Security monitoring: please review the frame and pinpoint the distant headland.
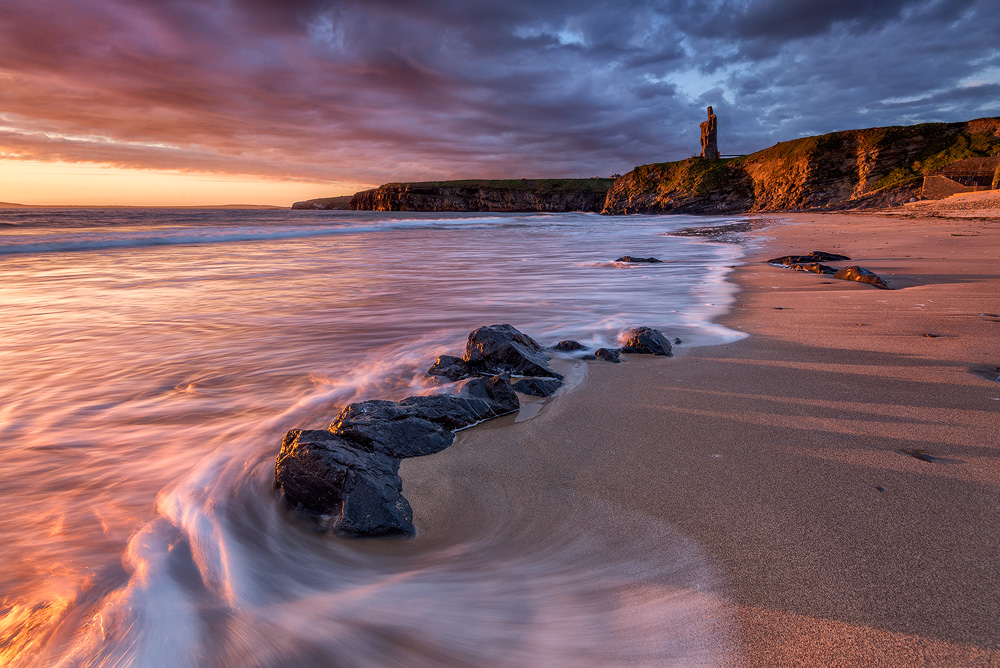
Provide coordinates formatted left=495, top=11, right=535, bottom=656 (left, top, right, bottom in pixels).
left=293, top=179, right=614, bottom=213
left=295, top=115, right=1000, bottom=214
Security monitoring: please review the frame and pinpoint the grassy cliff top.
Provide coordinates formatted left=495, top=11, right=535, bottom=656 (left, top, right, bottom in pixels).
left=603, top=117, right=1000, bottom=214
left=636, top=117, right=1000, bottom=195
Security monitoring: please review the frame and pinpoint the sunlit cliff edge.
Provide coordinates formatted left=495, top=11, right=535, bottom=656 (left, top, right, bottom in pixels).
left=602, top=117, right=1000, bottom=214
left=291, top=195, right=354, bottom=210
left=294, top=117, right=1000, bottom=214
left=292, top=180, right=612, bottom=212
left=349, top=179, right=613, bottom=212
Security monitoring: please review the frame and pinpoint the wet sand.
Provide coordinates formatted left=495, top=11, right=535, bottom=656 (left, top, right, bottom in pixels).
left=406, top=208, right=1000, bottom=666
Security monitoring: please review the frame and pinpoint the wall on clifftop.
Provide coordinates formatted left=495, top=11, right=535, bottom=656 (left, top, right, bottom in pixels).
left=350, top=179, right=613, bottom=212
left=602, top=117, right=1000, bottom=214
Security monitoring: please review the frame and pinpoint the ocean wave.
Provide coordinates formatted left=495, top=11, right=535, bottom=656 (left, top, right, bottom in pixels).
left=0, top=209, right=752, bottom=667
left=0, top=213, right=587, bottom=256
left=49, top=445, right=735, bottom=668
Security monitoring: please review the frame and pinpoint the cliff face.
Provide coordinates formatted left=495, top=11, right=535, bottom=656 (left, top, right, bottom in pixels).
left=602, top=117, right=1000, bottom=214
left=291, top=195, right=353, bottom=210
left=350, top=179, right=613, bottom=212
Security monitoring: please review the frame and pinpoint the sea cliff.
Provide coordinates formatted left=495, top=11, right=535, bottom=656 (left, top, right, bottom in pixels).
left=602, top=117, right=1000, bottom=214
left=349, top=179, right=613, bottom=212
left=291, top=195, right=353, bottom=210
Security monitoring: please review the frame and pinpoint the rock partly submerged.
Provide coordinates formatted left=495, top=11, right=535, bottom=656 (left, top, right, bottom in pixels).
left=427, top=323, right=564, bottom=381
left=465, top=324, right=564, bottom=379
left=620, top=326, right=673, bottom=356
left=274, top=374, right=518, bottom=537
left=584, top=326, right=673, bottom=362
left=593, top=347, right=622, bottom=363
left=274, top=428, right=412, bottom=536
left=615, top=255, right=663, bottom=263
left=426, top=354, right=474, bottom=382
left=512, top=377, right=563, bottom=397
left=275, top=323, right=675, bottom=537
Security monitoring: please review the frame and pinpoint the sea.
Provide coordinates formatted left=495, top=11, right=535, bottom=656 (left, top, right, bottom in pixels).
left=0, top=208, right=754, bottom=667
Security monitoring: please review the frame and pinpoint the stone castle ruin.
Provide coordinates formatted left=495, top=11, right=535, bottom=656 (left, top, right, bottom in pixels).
left=699, top=106, right=719, bottom=159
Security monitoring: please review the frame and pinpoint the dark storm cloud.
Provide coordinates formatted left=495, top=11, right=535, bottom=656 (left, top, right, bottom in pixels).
left=0, top=0, right=996, bottom=187
left=682, top=0, right=919, bottom=39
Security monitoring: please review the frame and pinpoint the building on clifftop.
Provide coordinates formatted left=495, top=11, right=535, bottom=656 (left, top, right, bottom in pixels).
left=699, top=106, right=720, bottom=159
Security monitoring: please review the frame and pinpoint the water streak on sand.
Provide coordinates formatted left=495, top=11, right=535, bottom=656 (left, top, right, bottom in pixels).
left=1, top=209, right=745, bottom=667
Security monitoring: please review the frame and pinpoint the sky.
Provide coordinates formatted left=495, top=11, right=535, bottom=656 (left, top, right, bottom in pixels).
left=0, top=0, right=998, bottom=205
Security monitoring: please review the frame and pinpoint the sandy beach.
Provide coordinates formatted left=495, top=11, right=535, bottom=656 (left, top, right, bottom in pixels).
left=404, top=205, right=1000, bottom=666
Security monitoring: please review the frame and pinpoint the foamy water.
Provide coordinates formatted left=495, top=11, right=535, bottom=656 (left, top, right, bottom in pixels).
left=0, top=208, right=748, bottom=667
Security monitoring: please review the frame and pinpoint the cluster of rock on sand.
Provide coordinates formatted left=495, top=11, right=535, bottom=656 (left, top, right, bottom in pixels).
left=273, top=323, right=673, bottom=537
left=766, top=251, right=891, bottom=290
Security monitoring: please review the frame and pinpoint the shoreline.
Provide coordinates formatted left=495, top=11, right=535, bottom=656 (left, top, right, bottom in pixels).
left=403, top=209, right=1000, bottom=666
left=702, top=211, right=1000, bottom=665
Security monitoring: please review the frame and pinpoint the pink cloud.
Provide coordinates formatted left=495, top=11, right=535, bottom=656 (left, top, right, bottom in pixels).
left=0, top=0, right=995, bottom=190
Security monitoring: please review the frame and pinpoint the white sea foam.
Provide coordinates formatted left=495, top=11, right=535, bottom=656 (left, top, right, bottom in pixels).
left=0, top=209, right=751, bottom=667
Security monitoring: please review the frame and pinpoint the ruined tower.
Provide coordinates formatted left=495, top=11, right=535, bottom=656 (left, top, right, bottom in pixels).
left=699, top=106, right=719, bottom=159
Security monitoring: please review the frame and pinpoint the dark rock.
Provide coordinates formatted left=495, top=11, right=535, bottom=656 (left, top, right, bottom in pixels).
left=331, top=399, right=456, bottom=459
left=427, top=354, right=475, bottom=381
left=901, top=448, right=937, bottom=463
left=512, top=377, right=563, bottom=397
left=789, top=262, right=837, bottom=275
left=275, top=369, right=524, bottom=538
left=454, top=373, right=521, bottom=416
left=398, top=392, right=512, bottom=430
left=463, top=324, right=563, bottom=379
left=673, top=338, right=683, bottom=344
left=620, top=326, right=673, bottom=356
left=768, top=251, right=851, bottom=266
left=768, top=255, right=806, bottom=265
left=329, top=374, right=519, bottom=459
left=337, top=468, right=415, bottom=537
left=553, top=339, right=585, bottom=351
left=806, top=251, right=851, bottom=261
left=615, top=256, right=663, bottom=263
left=274, top=429, right=414, bottom=536
left=833, top=266, right=891, bottom=289
left=595, top=348, right=621, bottom=363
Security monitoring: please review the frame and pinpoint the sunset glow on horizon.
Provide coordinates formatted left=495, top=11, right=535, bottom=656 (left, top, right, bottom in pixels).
left=1, top=0, right=997, bottom=206
left=2, top=3, right=1000, bottom=667
left=0, top=159, right=359, bottom=207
